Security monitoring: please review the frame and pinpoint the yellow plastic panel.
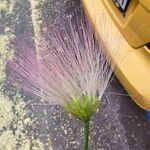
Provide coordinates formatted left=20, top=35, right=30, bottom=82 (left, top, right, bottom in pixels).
left=103, top=0, right=150, bottom=48
left=82, top=0, right=150, bottom=110
left=140, top=0, right=150, bottom=11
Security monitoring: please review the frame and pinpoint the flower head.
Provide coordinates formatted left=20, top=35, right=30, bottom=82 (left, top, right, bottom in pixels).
left=8, top=12, right=114, bottom=109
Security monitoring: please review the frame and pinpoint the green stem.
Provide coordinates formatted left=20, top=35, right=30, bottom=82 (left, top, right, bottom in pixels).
left=84, top=120, right=90, bottom=150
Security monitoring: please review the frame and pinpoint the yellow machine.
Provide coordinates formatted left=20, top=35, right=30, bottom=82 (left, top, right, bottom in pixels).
left=82, top=0, right=150, bottom=111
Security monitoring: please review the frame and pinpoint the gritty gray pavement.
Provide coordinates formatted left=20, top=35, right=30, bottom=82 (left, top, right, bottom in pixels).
left=1, top=0, right=150, bottom=150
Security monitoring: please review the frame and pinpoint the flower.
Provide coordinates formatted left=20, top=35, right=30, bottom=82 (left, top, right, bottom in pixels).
left=8, top=10, right=115, bottom=150
left=9, top=12, right=113, bottom=108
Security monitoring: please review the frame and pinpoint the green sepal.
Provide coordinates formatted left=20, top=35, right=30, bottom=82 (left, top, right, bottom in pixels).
left=64, top=94, right=100, bottom=122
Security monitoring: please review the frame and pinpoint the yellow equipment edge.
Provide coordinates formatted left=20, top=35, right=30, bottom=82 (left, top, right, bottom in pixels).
left=81, top=0, right=150, bottom=110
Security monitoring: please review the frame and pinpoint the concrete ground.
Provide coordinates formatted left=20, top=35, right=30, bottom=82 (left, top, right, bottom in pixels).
left=1, top=0, right=150, bottom=149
